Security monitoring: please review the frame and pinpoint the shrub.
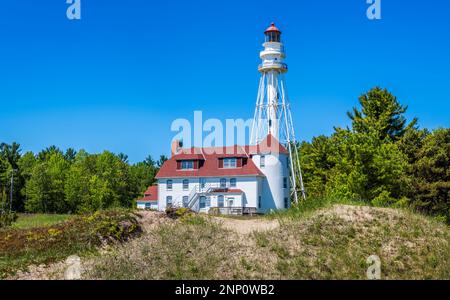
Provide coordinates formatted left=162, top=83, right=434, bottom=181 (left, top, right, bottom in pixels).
left=208, top=208, right=221, bottom=216
left=165, top=207, right=194, bottom=219
left=0, top=211, right=18, bottom=228
left=0, top=209, right=141, bottom=278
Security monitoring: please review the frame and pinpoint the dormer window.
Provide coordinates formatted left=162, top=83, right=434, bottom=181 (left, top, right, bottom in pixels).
left=180, top=160, right=194, bottom=170
left=223, top=158, right=237, bottom=169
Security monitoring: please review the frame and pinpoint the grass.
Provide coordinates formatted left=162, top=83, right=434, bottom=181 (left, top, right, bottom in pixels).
left=254, top=206, right=449, bottom=279
left=0, top=209, right=141, bottom=279
left=3, top=201, right=449, bottom=280
left=87, top=204, right=449, bottom=280
left=215, top=214, right=265, bottom=221
left=265, top=197, right=364, bottom=220
left=12, top=214, right=74, bottom=229
left=87, top=214, right=231, bottom=279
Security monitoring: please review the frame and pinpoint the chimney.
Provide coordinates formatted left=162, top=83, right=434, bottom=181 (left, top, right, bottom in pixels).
left=171, top=139, right=182, bottom=157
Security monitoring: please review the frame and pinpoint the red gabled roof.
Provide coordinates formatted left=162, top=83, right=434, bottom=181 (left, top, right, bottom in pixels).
left=174, top=153, right=205, bottom=161
left=156, top=135, right=288, bottom=179
left=156, top=152, right=264, bottom=179
left=246, top=134, right=289, bottom=155
left=138, top=185, right=158, bottom=202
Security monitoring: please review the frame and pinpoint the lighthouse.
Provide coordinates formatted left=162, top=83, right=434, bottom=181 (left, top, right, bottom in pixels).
left=153, top=23, right=304, bottom=214
left=251, top=23, right=306, bottom=203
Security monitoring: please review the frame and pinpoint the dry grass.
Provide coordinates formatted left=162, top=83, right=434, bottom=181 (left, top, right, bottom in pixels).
left=84, top=205, right=449, bottom=280
left=1, top=209, right=141, bottom=279
left=250, top=205, right=449, bottom=279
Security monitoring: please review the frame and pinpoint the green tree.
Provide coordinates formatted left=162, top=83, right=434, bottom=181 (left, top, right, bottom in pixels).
left=17, top=152, right=37, bottom=210
left=347, top=87, right=417, bottom=141
left=64, top=148, right=77, bottom=163
left=325, top=129, right=408, bottom=205
left=0, top=157, right=11, bottom=211
left=0, top=142, right=21, bottom=169
left=157, top=155, right=168, bottom=168
left=130, top=161, right=158, bottom=196
left=299, top=87, right=415, bottom=205
left=26, top=152, right=70, bottom=213
left=406, top=128, right=450, bottom=222
left=299, top=136, right=335, bottom=198
left=144, top=155, right=156, bottom=167
left=118, top=153, right=129, bottom=164
left=0, top=142, right=24, bottom=211
left=64, top=150, right=93, bottom=213
left=25, top=163, right=51, bottom=213
left=65, top=150, right=138, bottom=213
left=37, top=145, right=63, bottom=161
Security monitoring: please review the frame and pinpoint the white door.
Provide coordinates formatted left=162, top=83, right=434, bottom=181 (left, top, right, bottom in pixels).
left=227, top=197, right=235, bottom=208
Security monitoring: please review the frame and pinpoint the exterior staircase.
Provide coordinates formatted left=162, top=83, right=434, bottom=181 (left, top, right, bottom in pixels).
left=187, top=183, right=217, bottom=212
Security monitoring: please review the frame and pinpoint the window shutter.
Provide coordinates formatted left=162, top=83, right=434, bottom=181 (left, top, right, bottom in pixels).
left=177, top=161, right=181, bottom=170
left=237, top=158, right=243, bottom=168
left=218, top=159, right=224, bottom=168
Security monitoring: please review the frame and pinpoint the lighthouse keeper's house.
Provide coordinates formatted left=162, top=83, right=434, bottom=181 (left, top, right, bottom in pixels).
left=153, top=134, right=291, bottom=215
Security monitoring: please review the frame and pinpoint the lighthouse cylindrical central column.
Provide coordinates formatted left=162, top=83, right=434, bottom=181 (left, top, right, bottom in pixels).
left=266, top=71, right=279, bottom=138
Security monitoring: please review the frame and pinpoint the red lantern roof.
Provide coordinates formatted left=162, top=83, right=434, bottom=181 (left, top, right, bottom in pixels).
left=265, top=22, right=281, bottom=34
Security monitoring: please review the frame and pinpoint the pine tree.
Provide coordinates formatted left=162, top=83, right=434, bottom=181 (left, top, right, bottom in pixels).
left=347, top=87, right=417, bottom=141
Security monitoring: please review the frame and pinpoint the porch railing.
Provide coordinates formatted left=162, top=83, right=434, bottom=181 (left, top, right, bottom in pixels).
left=210, top=207, right=258, bottom=216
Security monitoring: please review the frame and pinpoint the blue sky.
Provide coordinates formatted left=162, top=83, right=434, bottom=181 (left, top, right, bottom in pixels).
left=1, top=0, right=449, bottom=163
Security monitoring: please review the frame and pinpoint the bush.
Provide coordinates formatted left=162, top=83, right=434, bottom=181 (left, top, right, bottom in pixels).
left=0, top=211, right=18, bottom=228
left=208, top=208, right=221, bottom=216
left=165, top=207, right=194, bottom=219
left=0, top=209, right=142, bottom=278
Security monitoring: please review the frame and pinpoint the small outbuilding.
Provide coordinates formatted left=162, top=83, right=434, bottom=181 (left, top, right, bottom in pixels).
left=136, top=185, right=158, bottom=210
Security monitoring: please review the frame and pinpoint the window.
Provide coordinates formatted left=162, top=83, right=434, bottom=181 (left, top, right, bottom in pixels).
left=200, top=178, right=206, bottom=189
left=220, top=178, right=227, bottom=188
left=218, top=195, right=224, bottom=208
left=223, top=158, right=237, bottom=169
left=181, top=160, right=194, bottom=170
left=167, top=180, right=173, bottom=191
left=283, top=177, right=288, bottom=189
left=228, top=197, right=235, bottom=207
left=145, top=203, right=151, bottom=209
left=258, top=196, right=262, bottom=209
left=284, top=197, right=289, bottom=209
left=199, top=196, right=207, bottom=209
left=183, top=196, right=189, bottom=208
left=260, top=156, right=266, bottom=168
left=183, top=179, right=189, bottom=191
left=206, top=197, right=211, bottom=207
left=166, top=196, right=173, bottom=207
left=230, top=178, right=237, bottom=188
left=266, top=32, right=280, bottom=43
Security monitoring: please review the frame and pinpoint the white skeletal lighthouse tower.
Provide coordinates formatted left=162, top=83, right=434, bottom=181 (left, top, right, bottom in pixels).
left=251, top=23, right=306, bottom=203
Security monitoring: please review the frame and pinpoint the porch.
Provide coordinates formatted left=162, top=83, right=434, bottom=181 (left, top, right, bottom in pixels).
left=209, top=207, right=258, bottom=216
